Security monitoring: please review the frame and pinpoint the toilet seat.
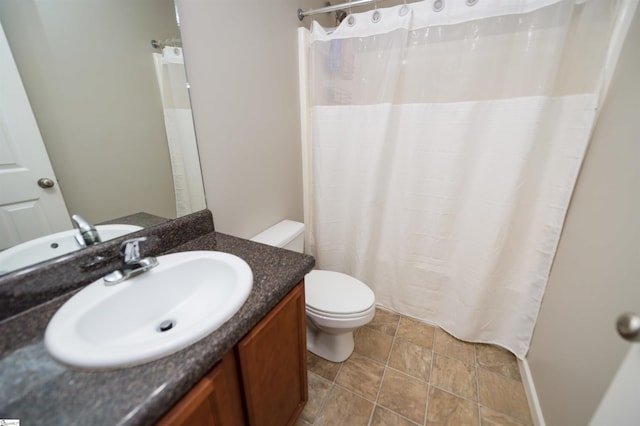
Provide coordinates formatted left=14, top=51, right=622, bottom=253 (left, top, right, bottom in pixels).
left=305, top=270, right=375, bottom=317
left=306, top=304, right=374, bottom=319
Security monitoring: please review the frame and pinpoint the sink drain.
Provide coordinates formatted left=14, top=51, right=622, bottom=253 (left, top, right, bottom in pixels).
left=158, top=319, right=176, bottom=332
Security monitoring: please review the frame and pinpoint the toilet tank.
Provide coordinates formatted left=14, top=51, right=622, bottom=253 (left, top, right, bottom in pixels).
left=250, top=220, right=305, bottom=253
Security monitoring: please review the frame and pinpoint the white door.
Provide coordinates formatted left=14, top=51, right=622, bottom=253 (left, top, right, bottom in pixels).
left=590, top=322, right=640, bottom=425
left=0, top=20, right=71, bottom=251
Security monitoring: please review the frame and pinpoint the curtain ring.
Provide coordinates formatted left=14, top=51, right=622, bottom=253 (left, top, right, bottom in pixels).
left=433, top=0, right=445, bottom=12
left=466, top=0, right=479, bottom=5
left=399, top=0, right=409, bottom=16
left=336, top=9, right=348, bottom=23
left=372, top=10, right=381, bottom=23
left=342, top=0, right=354, bottom=26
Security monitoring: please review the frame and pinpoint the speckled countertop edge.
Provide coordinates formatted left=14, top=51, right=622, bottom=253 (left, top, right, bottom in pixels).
left=0, top=217, right=314, bottom=425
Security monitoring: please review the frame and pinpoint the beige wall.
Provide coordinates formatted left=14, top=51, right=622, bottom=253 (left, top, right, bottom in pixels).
left=176, top=0, right=326, bottom=238
left=0, top=0, right=178, bottom=224
left=526, top=6, right=640, bottom=425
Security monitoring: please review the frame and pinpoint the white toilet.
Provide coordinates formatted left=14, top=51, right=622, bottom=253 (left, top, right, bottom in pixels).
left=251, top=220, right=375, bottom=363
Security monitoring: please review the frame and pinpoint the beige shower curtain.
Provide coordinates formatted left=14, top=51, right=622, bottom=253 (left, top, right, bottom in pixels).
left=299, top=0, right=637, bottom=358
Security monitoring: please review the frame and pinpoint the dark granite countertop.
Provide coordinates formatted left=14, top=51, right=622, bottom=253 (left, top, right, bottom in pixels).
left=0, top=213, right=314, bottom=425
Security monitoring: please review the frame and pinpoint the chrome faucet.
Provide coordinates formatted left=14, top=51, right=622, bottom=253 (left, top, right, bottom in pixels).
left=71, top=214, right=101, bottom=247
left=103, top=237, right=158, bottom=285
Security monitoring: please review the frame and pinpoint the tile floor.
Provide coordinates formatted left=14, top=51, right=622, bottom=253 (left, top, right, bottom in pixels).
left=297, top=308, right=533, bottom=426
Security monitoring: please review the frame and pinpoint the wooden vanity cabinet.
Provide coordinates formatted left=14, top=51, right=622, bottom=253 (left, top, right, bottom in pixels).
left=158, top=281, right=307, bottom=426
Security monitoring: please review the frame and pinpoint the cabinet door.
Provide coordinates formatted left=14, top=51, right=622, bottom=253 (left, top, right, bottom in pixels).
left=237, top=282, right=308, bottom=426
left=157, top=351, right=245, bottom=426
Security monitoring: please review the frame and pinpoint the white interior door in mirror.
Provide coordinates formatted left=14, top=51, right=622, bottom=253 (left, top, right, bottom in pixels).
left=0, top=21, right=71, bottom=250
left=590, top=344, right=640, bottom=425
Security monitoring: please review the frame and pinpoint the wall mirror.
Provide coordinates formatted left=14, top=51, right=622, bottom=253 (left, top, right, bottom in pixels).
left=0, top=0, right=205, bottom=275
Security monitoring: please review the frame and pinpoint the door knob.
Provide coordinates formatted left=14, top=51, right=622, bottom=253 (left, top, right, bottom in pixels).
left=616, top=312, right=640, bottom=342
left=37, top=177, right=55, bottom=188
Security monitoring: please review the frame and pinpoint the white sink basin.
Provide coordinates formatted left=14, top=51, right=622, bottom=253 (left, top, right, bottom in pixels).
left=0, top=224, right=142, bottom=274
left=44, top=251, right=253, bottom=369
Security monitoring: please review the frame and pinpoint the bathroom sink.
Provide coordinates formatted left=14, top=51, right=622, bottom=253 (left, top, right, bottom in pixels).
left=44, top=251, right=253, bottom=369
left=0, top=224, right=142, bottom=274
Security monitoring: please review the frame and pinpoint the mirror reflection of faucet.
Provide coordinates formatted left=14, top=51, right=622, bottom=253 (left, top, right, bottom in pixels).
left=71, top=214, right=102, bottom=247
left=103, top=237, right=158, bottom=285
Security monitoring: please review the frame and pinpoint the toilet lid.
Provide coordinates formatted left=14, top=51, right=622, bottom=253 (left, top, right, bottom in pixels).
left=305, top=270, right=375, bottom=315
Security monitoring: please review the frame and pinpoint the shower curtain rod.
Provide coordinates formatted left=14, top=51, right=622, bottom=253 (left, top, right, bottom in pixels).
left=298, top=0, right=392, bottom=20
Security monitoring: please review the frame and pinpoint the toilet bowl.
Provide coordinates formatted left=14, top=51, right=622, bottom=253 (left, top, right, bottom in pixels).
left=305, top=269, right=375, bottom=362
left=251, top=220, right=375, bottom=363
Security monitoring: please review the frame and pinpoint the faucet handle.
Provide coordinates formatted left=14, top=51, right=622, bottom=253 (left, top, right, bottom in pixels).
left=121, top=237, right=147, bottom=263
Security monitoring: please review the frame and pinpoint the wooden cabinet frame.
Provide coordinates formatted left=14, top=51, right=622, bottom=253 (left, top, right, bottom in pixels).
left=237, top=283, right=308, bottom=426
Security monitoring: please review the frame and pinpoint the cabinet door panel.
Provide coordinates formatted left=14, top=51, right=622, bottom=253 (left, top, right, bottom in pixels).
left=158, top=351, right=245, bottom=426
left=237, top=282, right=308, bottom=426
left=157, top=375, right=216, bottom=426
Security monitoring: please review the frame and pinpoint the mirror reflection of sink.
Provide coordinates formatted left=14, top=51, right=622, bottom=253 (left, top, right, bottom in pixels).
left=44, top=251, right=253, bottom=369
left=0, top=224, right=142, bottom=274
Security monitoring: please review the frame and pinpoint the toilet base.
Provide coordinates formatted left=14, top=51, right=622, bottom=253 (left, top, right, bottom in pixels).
left=306, top=322, right=355, bottom=363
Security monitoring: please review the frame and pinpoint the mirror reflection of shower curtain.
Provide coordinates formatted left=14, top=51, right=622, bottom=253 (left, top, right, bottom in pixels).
left=152, top=47, right=206, bottom=217
left=299, top=0, right=638, bottom=359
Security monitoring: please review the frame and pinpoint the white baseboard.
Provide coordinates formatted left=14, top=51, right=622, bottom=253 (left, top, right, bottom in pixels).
left=518, top=358, right=546, bottom=426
